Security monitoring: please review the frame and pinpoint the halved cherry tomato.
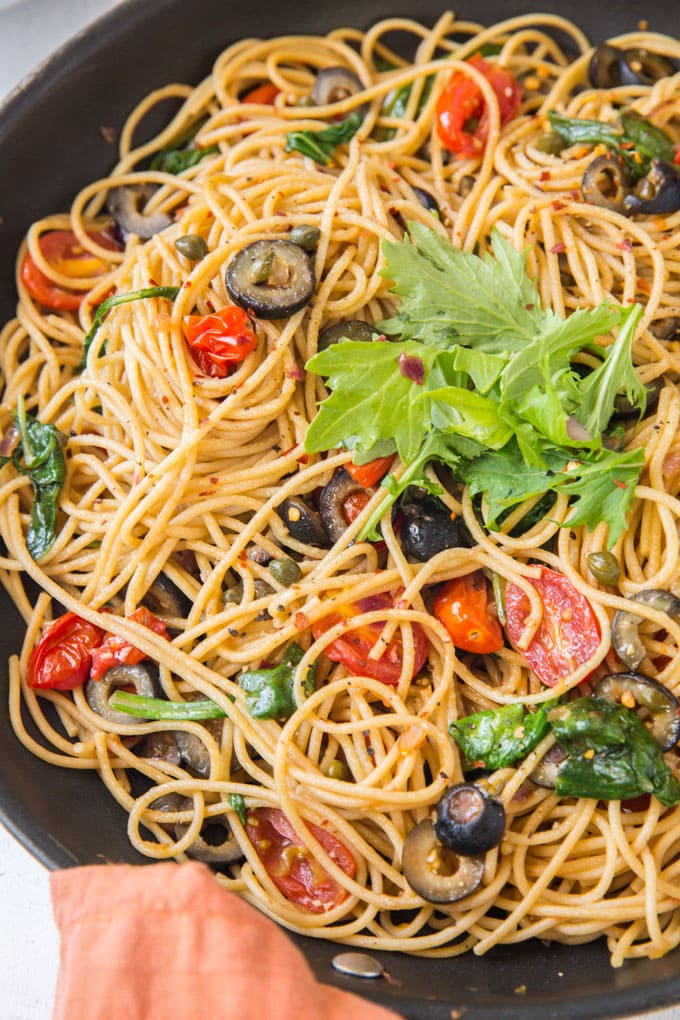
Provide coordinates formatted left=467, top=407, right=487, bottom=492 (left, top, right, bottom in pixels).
left=90, top=606, right=169, bottom=681
left=504, top=567, right=601, bottom=688
left=436, top=55, right=522, bottom=157
left=242, top=82, right=280, bottom=105
left=26, top=611, right=104, bottom=691
left=433, top=571, right=504, bottom=654
left=245, top=807, right=355, bottom=913
left=20, top=229, right=118, bottom=311
left=342, top=488, right=371, bottom=525
left=312, top=591, right=427, bottom=685
left=345, top=455, right=394, bottom=488
left=182, top=306, right=258, bottom=378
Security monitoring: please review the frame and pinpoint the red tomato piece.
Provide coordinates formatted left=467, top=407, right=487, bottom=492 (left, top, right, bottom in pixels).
left=182, top=306, right=257, bottom=378
left=245, top=807, right=355, bottom=913
left=436, top=55, right=522, bottom=156
left=433, top=571, right=504, bottom=654
left=26, top=612, right=104, bottom=691
left=345, top=455, right=394, bottom=488
left=504, top=567, right=601, bottom=687
left=20, top=230, right=118, bottom=311
left=312, top=591, right=427, bottom=685
left=242, top=82, right=280, bottom=104
left=90, top=607, right=169, bottom=681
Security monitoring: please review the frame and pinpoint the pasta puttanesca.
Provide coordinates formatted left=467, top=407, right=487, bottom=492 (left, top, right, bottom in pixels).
left=3, top=11, right=680, bottom=966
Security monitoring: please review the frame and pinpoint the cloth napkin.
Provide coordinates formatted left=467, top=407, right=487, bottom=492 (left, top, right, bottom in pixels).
left=50, top=861, right=402, bottom=1020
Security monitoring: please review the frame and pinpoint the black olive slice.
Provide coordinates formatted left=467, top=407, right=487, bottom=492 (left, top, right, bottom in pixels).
left=619, top=48, right=676, bottom=87
left=624, top=161, right=680, bottom=217
left=107, top=184, right=173, bottom=240
left=311, top=66, right=368, bottom=117
left=85, top=663, right=156, bottom=724
left=530, top=742, right=568, bottom=789
left=611, top=589, right=680, bottom=671
left=276, top=496, right=329, bottom=548
left=400, top=499, right=472, bottom=562
left=318, top=319, right=379, bottom=351
left=175, top=718, right=224, bottom=776
left=143, top=571, right=192, bottom=619
left=434, top=783, right=505, bottom=856
left=172, top=796, right=243, bottom=863
left=613, top=376, right=663, bottom=418
left=593, top=672, right=680, bottom=750
left=650, top=317, right=680, bottom=343
left=402, top=819, right=484, bottom=903
left=319, top=468, right=367, bottom=543
left=412, top=186, right=442, bottom=218
left=581, top=154, right=630, bottom=212
left=225, top=240, right=316, bottom=319
left=588, top=43, right=623, bottom=89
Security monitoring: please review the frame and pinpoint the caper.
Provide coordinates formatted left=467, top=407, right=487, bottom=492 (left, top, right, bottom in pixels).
left=535, top=133, right=564, bottom=155
left=253, top=579, right=274, bottom=599
left=269, top=557, right=302, bottom=585
left=325, top=759, right=350, bottom=780
left=250, top=249, right=276, bottom=284
left=224, top=582, right=244, bottom=604
left=587, top=550, right=621, bottom=585
left=175, top=234, right=209, bottom=261
left=457, top=174, right=476, bottom=197
left=290, top=224, right=321, bottom=252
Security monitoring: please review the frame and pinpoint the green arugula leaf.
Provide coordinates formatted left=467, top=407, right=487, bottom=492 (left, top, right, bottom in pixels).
left=150, top=145, right=219, bottom=175
left=306, top=339, right=438, bottom=464
left=379, top=224, right=540, bottom=349
left=423, top=385, right=514, bottom=449
left=557, top=446, right=645, bottom=543
left=229, top=793, right=248, bottom=825
left=285, top=113, right=362, bottom=166
left=575, top=304, right=646, bottom=436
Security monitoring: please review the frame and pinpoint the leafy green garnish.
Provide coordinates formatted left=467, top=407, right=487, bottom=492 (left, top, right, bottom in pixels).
left=149, top=117, right=219, bottom=174
left=305, top=224, right=646, bottom=547
left=548, top=110, right=675, bottom=179
left=0, top=396, right=68, bottom=560
left=239, top=642, right=315, bottom=720
left=229, top=793, right=248, bottom=825
left=285, top=113, right=362, bottom=166
left=109, top=691, right=227, bottom=720
left=81, top=285, right=180, bottom=366
left=548, top=698, right=680, bottom=807
left=374, top=75, right=434, bottom=141
left=449, top=702, right=551, bottom=771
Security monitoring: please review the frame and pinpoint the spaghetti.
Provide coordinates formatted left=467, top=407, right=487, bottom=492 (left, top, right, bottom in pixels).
left=3, top=11, right=680, bottom=966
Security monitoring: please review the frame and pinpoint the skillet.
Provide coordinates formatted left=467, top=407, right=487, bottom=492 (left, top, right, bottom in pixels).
left=1, top=1, right=679, bottom=1016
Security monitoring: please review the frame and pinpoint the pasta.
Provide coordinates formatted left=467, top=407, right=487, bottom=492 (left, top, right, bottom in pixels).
left=3, top=10, right=680, bottom=967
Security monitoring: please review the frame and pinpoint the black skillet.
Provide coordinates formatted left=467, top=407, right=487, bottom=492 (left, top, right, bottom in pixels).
left=0, top=1, right=678, bottom=1017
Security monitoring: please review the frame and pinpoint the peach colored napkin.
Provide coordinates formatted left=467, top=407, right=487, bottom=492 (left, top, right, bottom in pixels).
left=50, top=861, right=402, bottom=1020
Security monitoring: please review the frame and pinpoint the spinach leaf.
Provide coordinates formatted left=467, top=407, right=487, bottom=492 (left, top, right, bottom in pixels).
left=229, top=793, right=248, bottom=826
left=109, top=691, right=227, bottom=720
left=81, top=285, right=180, bottom=366
left=239, top=642, right=315, bottom=719
left=548, top=110, right=676, bottom=179
left=449, top=702, right=551, bottom=771
left=285, top=113, right=362, bottom=166
left=150, top=145, right=219, bottom=175
left=1, top=397, right=68, bottom=560
left=548, top=697, right=680, bottom=807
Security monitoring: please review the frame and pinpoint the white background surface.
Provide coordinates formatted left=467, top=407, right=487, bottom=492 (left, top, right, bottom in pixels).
left=0, top=2, right=679, bottom=1019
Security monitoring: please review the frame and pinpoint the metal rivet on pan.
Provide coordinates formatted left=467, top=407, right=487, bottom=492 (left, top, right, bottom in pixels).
left=331, top=951, right=384, bottom=978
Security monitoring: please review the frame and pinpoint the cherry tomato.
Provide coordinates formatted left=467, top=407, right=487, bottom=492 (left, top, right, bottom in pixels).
left=242, top=82, right=280, bottom=104
left=504, top=567, right=601, bottom=688
left=20, top=230, right=118, bottom=311
left=182, top=306, right=258, bottom=378
left=433, top=571, right=504, bottom=654
left=26, top=612, right=104, bottom=691
left=345, top=455, right=394, bottom=488
left=90, top=607, right=169, bottom=681
left=436, top=55, right=522, bottom=157
left=245, top=807, right=355, bottom=913
left=312, top=591, right=427, bottom=685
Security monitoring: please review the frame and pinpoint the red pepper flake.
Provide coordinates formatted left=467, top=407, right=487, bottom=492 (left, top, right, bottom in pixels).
left=551, top=200, right=566, bottom=211
left=614, top=479, right=627, bottom=490
left=285, top=365, right=305, bottom=380
left=674, top=149, right=680, bottom=167
left=199, top=490, right=216, bottom=497
left=616, top=238, right=633, bottom=252
left=570, top=189, right=580, bottom=201
left=294, top=611, right=310, bottom=631
left=296, top=452, right=309, bottom=464
left=161, top=395, right=169, bottom=405
left=210, top=476, right=219, bottom=485
left=550, top=242, right=566, bottom=254
left=99, top=125, right=115, bottom=144
left=525, top=303, right=535, bottom=311
left=539, top=170, right=551, bottom=182
left=636, top=277, right=651, bottom=295
left=376, top=334, right=387, bottom=342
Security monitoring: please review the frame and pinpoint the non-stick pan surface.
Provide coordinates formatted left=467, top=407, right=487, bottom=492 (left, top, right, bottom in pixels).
left=1, top=2, right=678, bottom=1017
